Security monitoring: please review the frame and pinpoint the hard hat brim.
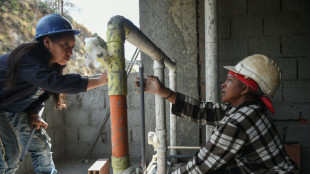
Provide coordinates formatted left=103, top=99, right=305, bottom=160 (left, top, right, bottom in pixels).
left=223, top=66, right=237, bottom=73
left=35, top=29, right=80, bottom=41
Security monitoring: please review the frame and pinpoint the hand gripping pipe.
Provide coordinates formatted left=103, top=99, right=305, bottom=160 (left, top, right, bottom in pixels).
left=107, top=15, right=176, bottom=174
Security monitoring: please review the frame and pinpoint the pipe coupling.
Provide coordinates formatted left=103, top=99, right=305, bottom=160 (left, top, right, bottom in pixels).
left=111, top=155, right=130, bottom=173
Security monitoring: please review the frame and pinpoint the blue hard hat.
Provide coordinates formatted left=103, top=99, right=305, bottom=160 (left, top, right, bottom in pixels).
left=35, top=13, right=80, bottom=41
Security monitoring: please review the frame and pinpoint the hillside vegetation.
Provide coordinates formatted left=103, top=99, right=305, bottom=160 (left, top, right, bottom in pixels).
left=0, top=0, right=101, bottom=75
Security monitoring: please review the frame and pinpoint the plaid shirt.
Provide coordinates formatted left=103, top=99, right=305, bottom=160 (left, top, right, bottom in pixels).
left=171, top=93, right=298, bottom=174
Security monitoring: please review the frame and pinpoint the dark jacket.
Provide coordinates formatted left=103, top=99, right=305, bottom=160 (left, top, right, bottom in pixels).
left=0, top=50, right=88, bottom=113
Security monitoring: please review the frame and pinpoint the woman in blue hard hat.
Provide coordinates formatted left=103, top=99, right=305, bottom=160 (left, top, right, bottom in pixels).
left=0, top=14, right=108, bottom=174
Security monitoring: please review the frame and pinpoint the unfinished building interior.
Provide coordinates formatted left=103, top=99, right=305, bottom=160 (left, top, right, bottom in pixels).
left=16, top=0, right=310, bottom=173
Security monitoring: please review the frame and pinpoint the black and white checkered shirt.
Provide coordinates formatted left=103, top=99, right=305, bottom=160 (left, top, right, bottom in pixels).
left=171, top=93, right=298, bottom=174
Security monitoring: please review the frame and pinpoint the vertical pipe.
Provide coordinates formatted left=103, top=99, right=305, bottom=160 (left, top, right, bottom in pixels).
left=107, top=18, right=130, bottom=174
left=139, top=63, right=146, bottom=172
left=205, top=0, right=218, bottom=141
left=169, top=69, right=177, bottom=163
left=153, top=60, right=167, bottom=174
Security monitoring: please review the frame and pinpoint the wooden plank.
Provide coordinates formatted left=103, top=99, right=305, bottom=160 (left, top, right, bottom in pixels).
left=88, top=158, right=110, bottom=174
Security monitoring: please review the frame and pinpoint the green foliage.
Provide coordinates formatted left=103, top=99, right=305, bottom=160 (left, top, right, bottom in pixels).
left=38, top=1, right=50, bottom=14
left=0, top=0, right=19, bottom=14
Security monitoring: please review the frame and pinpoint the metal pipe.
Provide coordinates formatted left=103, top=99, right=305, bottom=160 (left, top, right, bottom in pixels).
left=205, top=0, right=218, bottom=141
left=139, top=61, right=146, bottom=172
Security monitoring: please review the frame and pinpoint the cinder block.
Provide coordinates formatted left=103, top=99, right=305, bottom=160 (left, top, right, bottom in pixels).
left=285, top=126, right=310, bottom=146
left=248, top=0, right=280, bottom=15
left=219, top=18, right=230, bottom=39
left=263, top=14, right=297, bottom=36
left=273, top=121, right=301, bottom=140
left=218, top=0, right=247, bottom=17
left=284, top=81, right=310, bottom=102
left=299, top=103, right=310, bottom=120
left=273, top=102, right=300, bottom=120
left=91, top=109, right=111, bottom=127
left=219, top=38, right=248, bottom=58
left=88, top=158, right=110, bottom=174
left=43, top=110, right=64, bottom=128
left=282, top=35, right=310, bottom=57
left=92, top=137, right=112, bottom=156
left=82, top=87, right=107, bottom=110
left=64, top=108, right=92, bottom=126
left=79, top=126, right=98, bottom=143
left=276, top=58, right=297, bottom=80
left=66, top=142, right=89, bottom=157
left=231, top=16, right=262, bottom=38
left=282, top=0, right=310, bottom=14
left=295, top=13, right=310, bottom=34
left=65, top=127, right=79, bottom=143
left=54, top=127, right=65, bottom=147
left=298, top=57, right=310, bottom=79
left=300, top=147, right=310, bottom=173
left=65, top=94, right=82, bottom=108
left=248, top=36, right=281, bottom=58
left=272, top=83, right=283, bottom=103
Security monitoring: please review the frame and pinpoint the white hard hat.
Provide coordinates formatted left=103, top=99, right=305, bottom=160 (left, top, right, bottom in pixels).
left=224, top=54, right=281, bottom=98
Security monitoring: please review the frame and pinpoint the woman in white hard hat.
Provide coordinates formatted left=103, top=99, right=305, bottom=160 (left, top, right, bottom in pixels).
left=135, top=54, right=298, bottom=173
left=0, top=14, right=108, bottom=174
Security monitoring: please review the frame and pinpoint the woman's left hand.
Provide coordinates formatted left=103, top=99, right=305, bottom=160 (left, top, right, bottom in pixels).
left=29, top=113, right=48, bottom=129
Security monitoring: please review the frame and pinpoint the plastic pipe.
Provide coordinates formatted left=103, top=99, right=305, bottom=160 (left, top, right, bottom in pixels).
left=107, top=16, right=177, bottom=174
left=107, top=17, right=130, bottom=174
left=153, top=60, right=167, bottom=174
left=169, top=69, right=177, bottom=163
left=205, top=0, right=218, bottom=141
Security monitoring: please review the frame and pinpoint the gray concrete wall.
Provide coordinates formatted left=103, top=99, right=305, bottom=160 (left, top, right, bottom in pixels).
left=139, top=0, right=200, bottom=162
left=43, top=74, right=143, bottom=162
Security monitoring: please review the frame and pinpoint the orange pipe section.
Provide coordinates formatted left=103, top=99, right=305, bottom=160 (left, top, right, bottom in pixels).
left=110, top=95, right=129, bottom=157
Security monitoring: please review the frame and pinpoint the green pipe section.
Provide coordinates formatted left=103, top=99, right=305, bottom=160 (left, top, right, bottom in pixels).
left=106, top=17, right=127, bottom=96
left=111, top=156, right=130, bottom=174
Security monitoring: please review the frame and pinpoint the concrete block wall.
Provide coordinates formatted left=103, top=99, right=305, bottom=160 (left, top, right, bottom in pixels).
left=42, top=74, right=145, bottom=163
left=198, top=0, right=310, bottom=172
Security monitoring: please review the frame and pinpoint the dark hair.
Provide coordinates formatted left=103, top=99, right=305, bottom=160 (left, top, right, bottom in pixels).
left=6, top=32, right=73, bottom=110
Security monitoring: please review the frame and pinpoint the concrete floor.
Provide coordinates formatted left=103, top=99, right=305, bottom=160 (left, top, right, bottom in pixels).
left=16, top=156, right=111, bottom=174
left=55, top=158, right=99, bottom=174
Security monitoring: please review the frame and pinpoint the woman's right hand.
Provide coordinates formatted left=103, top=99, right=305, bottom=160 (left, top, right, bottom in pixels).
left=87, top=71, right=108, bottom=90
left=29, top=113, right=48, bottom=129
